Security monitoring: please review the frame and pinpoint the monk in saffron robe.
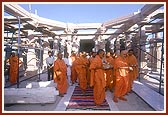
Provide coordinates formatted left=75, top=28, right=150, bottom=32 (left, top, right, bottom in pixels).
left=89, top=52, right=97, bottom=87
left=113, top=49, right=133, bottom=103
left=126, top=49, right=139, bottom=93
left=6, top=52, right=22, bottom=84
left=70, top=52, right=78, bottom=85
left=89, top=49, right=106, bottom=105
left=109, top=52, right=118, bottom=92
left=104, top=52, right=114, bottom=91
left=75, top=52, right=89, bottom=94
left=86, top=52, right=91, bottom=86
left=54, top=52, right=68, bottom=97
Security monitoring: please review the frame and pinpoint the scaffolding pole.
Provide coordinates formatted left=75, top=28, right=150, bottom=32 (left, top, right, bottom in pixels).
left=38, top=35, right=42, bottom=81
left=159, top=31, right=164, bottom=94
left=138, top=26, right=142, bottom=81
left=17, top=16, right=21, bottom=88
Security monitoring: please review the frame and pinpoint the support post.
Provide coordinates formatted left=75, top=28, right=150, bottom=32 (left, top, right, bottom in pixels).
left=38, top=35, right=42, bottom=81
left=138, top=26, right=142, bottom=82
left=159, top=31, right=164, bottom=94
left=17, top=16, right=21, bottom=88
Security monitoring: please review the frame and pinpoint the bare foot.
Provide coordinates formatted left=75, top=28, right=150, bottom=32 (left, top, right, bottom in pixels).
left=58, top=94, right=64, bottom=97
left=119, top=96, right=127, bottom=101
left=82, top=90, right=86, bottom=94
left=113, top=97, right=118, bottom=103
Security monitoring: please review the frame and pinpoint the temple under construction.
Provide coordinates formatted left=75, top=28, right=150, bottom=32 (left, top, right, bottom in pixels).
left=2, top=3, right=165, bottom=112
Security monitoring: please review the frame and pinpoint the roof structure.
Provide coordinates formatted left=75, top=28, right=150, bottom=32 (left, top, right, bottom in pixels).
left=3, top=4, right=164, bottom=38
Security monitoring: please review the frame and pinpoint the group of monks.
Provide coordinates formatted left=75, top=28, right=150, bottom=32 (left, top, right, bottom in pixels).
left=53, top=48, right=139, bottom=105
left=6, top=48, right=138, bottom=105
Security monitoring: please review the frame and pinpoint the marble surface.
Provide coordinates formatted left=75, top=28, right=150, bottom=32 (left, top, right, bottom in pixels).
left=3, top=73, right=157, bottom=112
left=4, top=87, right=58, bottom=104
left=54, top=85, right=75, bottom=111
left=132, top=80, right=164, bottom=111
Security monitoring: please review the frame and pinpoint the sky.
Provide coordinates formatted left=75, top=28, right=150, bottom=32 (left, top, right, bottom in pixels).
left=17, top=3, right=145, bottom=24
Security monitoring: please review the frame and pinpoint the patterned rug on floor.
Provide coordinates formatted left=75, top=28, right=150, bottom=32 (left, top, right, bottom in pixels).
left=66, top=86, right=110, bottom=111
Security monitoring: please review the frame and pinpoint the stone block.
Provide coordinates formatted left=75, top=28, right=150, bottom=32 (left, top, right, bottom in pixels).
left=26, top=80, right=57, bottom=88
left=4, top=87, right=58, bottom=104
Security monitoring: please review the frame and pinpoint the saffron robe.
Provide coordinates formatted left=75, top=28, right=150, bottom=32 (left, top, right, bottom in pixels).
left=89, top=55, right=106, bottom=105
left=75, top=56, right=89, bottom=91
left=127, top=55, right=139, bottom=80
left=113, top=56, right=129, bottom=97
left=8, top=56, right=19, bottom=84
left=54, top=59, right=68, bottom=95
left=104, top=56, right=114, bottom=90
left=89, top=57, right=95, bottom=87
left=126, top=54, right=138, bottom=93
left=70, top=56, right=77, bottom=84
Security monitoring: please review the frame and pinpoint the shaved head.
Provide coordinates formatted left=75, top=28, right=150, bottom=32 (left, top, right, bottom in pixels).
left=121, top=50, right=127, bottom=57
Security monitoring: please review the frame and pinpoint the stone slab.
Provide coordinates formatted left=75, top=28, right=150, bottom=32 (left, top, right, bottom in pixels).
left=4, top=87, right=58, bottom=104
left=132, top=80, right=164, bottom=111
left=26, top=80, right=57, bottom=88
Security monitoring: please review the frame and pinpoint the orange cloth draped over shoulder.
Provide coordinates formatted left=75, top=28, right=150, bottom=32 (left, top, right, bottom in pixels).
left=126, top=55, right=138, bottom=93
left=113, top=56, right=129, bottom=97
left=105, top=56, right=114, bottom=90
left=70, top=55, right=77, bottom=84
left=86, top=57, right=92, bottom=86
left=89, top=57, right=95, bottom=87
left=8, top=56, right=19, bottom=84
left=89, top=55, right=106, bottom=105
left=127, top=55, right=139, bottom=80
left=54, top=59, right=68, bottom=95
left=75, top=56, right=88, bottom=91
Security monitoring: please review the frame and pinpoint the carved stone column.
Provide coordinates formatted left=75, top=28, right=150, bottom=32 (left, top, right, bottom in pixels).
left=93, top=26, right=107, bottom=52
left=115, top=37, right=121, bottom=55
left=72, top=35, right=80, bottom=54
left=53, top=38, right=59, bottom=56
left=138, top=26, right=148, bottom=78
left=156, top=32, right=162, bottom=72
left=108, top=37, right=116, bottom=52
left=64, top=28, right=73, bottom=55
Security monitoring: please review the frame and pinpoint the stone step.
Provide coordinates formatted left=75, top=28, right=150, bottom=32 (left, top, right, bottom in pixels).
left=26, top=80, right=57, bottom=88
left=4, top=87, right=58, bottom=104
left=132, top=81, right=164, bottom=111
left=147, top=73, right=164, bottom=82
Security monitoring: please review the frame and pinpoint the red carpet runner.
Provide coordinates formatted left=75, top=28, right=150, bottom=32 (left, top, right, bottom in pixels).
left=66, top=86, right=110, bottom=111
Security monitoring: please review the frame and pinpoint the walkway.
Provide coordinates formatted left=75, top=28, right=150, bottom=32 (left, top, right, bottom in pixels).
left=4, top=73, right=163, bottom=112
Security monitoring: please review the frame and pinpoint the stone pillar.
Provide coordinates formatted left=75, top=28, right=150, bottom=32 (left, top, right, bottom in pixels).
left=94, top=36, right=106, bottom=52
left=115, top=37, right=121, bottom=55
left=64, top=28, right=77, bottom=56
left=131, top=36, right=139, bottom=58
left=72, top=35, right=80, bottom=54
left=125, top=34, right=131, bottom=49
left=108, top=37, right=116, bottom=51
left=140, top=27, right=147, bottom=62
left=93, top=26, right=107, bottom=52
left=151, top=33, right=158, bottom=71
left=138, top=26, right=148, bottom=78
left=149, top=42, right=154, bottom=70
left=53, top=38, right=59, bottom=56
left=65, top=31, right=72, bottom=56
left=59, top=37, right=66, bottom=53
left=26, top=49, right=38, bottom=77
left=156, top=32, right=162, bottom=72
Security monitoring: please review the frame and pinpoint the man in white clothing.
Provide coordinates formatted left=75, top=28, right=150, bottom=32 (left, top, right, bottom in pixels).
left=46, top=51, right=55, bottom=81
